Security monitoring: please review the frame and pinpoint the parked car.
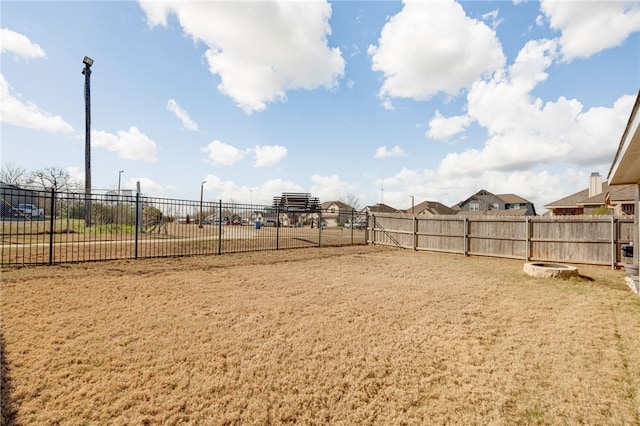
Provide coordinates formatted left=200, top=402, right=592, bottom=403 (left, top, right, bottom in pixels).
left=16, top=203, right=44, bottom=217
left=345, top=221, right=366, bottom=230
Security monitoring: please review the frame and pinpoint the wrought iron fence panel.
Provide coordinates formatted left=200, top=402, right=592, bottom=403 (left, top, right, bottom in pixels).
left=1, top=187, right=366, bottom=266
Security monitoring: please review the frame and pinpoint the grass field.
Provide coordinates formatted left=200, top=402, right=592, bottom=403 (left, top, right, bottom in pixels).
left=1, top=245, right=639, bottom=425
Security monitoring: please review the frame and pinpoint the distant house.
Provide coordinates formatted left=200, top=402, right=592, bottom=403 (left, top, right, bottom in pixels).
left=404, top=200, right=456, bottom=216
left=363, top=203, right=400, bottom=214
left=606, top=182, right=637, bottom=217
left=544, top=172, right=636, bottom=216
left=453, top=189, right=536, bottom=216
left=320, top=200, right=356, bottom=227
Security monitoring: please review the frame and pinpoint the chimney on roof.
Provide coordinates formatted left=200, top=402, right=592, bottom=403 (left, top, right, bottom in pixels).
left=589, top=172, right=602, bottom=198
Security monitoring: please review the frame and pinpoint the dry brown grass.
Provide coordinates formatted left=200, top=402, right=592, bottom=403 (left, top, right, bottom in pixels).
left=1, top=246, right=639, bottom=425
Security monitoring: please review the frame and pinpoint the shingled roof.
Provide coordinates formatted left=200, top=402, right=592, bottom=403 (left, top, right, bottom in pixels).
left=406, top=200, right=456, bottom=215
left=544, top=182, right=610, bottom=209
left=365, top=203, right=399, bottom=214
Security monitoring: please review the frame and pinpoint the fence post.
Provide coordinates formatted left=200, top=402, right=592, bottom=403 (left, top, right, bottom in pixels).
left=218, top=200, right=222, bottom=255
left=611, top=216, right=615, bottom=270
left=276, top=204, right=280, bottom=250
left=317, top=209, right=322, bottom=247
left=134, top=192, right=139, bottom=259
left=371, top=214, right=375, bottom=245
left=413, top=213, right=417, bottom=251
left=463, top=217, right=468, bottom=256
left=350, top=209, right=354, bottom=245
left=525, top=216, right=530, bottom=261
left=49, top=188, right=56, bottom=265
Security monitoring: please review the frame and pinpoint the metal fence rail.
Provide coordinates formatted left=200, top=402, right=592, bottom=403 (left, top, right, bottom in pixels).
left=1, top=188, right=367, bottom=266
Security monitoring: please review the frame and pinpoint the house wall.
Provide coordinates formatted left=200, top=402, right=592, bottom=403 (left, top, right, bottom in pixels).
left=550, top=208, right=584, bottom=216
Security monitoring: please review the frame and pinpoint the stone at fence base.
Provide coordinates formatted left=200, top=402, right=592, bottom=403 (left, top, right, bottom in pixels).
left=524, top=262, right=578, bottom=279
left=624, top=264, right=639, bottom=295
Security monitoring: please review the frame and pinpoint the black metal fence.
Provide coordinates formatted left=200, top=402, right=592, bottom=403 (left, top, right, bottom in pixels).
left=1, top=187, right=368, bottom=266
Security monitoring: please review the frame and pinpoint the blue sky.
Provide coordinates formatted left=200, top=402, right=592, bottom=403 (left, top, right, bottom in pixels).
left=2, top=0, right=639, bottom=213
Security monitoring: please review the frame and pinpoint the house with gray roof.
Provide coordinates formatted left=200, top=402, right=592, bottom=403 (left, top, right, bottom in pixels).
left=544, top=172, right=635, bottom=216
left=453, top=189, right=536, bottom=216
left=321, top=200, right=356, bottom=227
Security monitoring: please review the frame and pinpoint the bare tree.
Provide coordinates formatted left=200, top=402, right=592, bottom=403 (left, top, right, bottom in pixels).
left=0, top=163, right=27, bottom=186
left=27, top=167, right=81, bottom=191
left=340, top=193, right=361, bottom=211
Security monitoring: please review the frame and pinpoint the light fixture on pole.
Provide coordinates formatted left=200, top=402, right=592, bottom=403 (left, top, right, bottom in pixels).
left=199, top=181, right=207, bottom=228
left=82, top=56, right=93, bottom=227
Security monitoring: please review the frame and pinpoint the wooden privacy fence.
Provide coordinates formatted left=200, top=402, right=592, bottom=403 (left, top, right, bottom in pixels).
left=368, top=214, right=635, bottom=268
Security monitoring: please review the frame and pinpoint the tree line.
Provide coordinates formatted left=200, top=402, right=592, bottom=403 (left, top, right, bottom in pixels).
left=1, top=163, right=81, bottom=191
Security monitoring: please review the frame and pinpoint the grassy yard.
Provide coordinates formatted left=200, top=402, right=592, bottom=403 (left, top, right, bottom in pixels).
left=1, top=245, right=639, bottom=424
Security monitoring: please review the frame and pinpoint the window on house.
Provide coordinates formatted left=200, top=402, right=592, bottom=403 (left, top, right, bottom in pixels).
left=509, top=203, right=520, bottom=209
left=622, top=204, right=635, bottom=215
left=330, top=207, right=336, bottom=213
left=492, top=203, right=499, bottom=210
left=469, top=201, right=480, bottom=211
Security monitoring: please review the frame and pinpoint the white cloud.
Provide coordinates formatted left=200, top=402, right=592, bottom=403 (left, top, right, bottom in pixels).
left=567, top=94, right=637, bottom=165
left=373, top=165, right=593, bottom=216
left=481, top=9, right=503, bottom=30
left=166, top=99, right=198, bottom=131
left=0, top=74, right=74, bottom=134
left=92, top=126, right=158, bottom=161
left=66, top=166, right=83, bottom=184
left=0, top=28, right=46, bottom=60
left=201, top=140, right=246, bottom=166
left=253, top=145, right=287, bottom=167
left=201, top=174, right=303, bottom=205
left=139, top=1, right=345, bottom=113
left=374, top=145, right=405, bottom=159
left=429, top=35, right=635, bottom=180
left=427, top=111, right=473, bottom=140
left=310, top=174, right=357, bottom=202
left=135, top=176, right=169, bottom=197
left=368, top=0, right=505, bottom=103
left=540, top=0, right=640, bottom=60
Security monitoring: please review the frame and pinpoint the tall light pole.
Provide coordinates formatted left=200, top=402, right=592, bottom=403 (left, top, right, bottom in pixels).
left=117, top=170, right=124, bottom=201
left=410, top=195, right=415, bottom=215
left=82, top=56, right=94, bottom=227
left=199, top=181, right=207, bottom=228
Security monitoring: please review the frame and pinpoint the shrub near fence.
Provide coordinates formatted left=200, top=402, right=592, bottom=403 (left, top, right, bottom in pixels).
left=369, top=213, right=635, bottom=268
left=0, top=188, right=367, bottom=266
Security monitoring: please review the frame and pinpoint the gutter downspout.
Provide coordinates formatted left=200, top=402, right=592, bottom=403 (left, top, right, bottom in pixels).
left=634, top=184, right=639, bottom=293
